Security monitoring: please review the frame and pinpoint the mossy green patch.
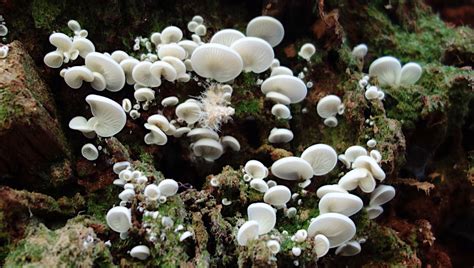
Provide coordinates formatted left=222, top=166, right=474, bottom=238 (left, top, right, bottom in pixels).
left=0, top=87, right=21, bottom=128
left=234, top=99, right=262, bottom=118
left=31, top=0, right=64, bottom=30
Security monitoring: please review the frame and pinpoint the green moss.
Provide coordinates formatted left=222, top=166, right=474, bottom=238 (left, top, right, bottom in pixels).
left=0, top=87, right=21, bottom=128
left=86, top=185, right=119, bottom=223
left=31, top=0, right=64, bottom=30
left=235, top=99, right=262, bottom=118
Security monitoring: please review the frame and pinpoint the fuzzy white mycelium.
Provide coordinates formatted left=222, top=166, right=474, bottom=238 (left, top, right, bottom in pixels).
left=43, top=15, right=403, bottom=263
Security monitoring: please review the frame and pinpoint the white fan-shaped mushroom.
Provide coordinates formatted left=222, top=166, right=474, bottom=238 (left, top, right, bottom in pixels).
left=144, top=184, right=161, bottom=201
left=176, top=102, right=202, bottom=124
left=316, top=184, right=348, bottom=198
left=271, top=157, right=313, bottom=181
left=368, top=56, right=401, bottom=87
left=335, top=241, right=361, bottom=256
left=230, top=37, right=274, bottom=73
left=187, top=128, right=219, bottom=141
left=301, top=144, right=338, bottom=176
left=210, top=29, right=245, bottom=46
left=307, top=213, right=356, bottom=248
left=369, top=185, right=395, bottom=206
left=72, top=37, right=95, bottom=58
left=85, top=94, right=126, bottom=137
left=161, top=56, right=187, bottom=76
left=144, top=123, right=168, bottom=145
left=270, top=66, right=293, bottom=76
left=314, top=234, right=330, bottom=258
left=261, top=75, right=307, bottom=104
left=161, top=26, right=183, bottom=44
left=49, top=33, right=72, bottom=52
left=351, top=44, right=368, bottom=59
left=81, top=143, right=99, bottom=161
left=298, top=43, right=316, bottom=61
left=245, top=160, right=268, bottom=179
left=150, top=61, right=178, bottom=82
left=132, top=61, right=161, bottom=87
left=246, top=16, right=284, bottom=47
left=113, top=161, right=130, bottom=174
left=64, top=66, right=94, bottom=89
left=195, top=24, right=207, bottom=36
left=110, top=50, right=128, bottom=63
left=338, top=168, right=376, bottom=193
left=317, top=95, right=343, bottom=119
left=250, top=179, right=269, bottom=193
left=120, top=58, right=140, bottom=85
left=268, top=128, right=294, bottom=143
left=161, top=96, right=179, bottom=107
left=352, top=156, right=385, bottom=181
left=134, top=87, right=155, bottom=103
left=237, top=220, right=259, bottom=246
left=44, top=51, right=64, bottom=68
left=191, top=43, right=243, bottom=82
left=221, top=136, right=240, bottom=152
left=130, top=245, right=150, bottom=260
left=318, top=192, right=363, bottom=216
left=366, top=205, right=384, bottom=219
left=263, top=185, right=291, bottom=206
left=247, top=202, right=276, bottom=235
left=85, top=52, right=125, bottom=92
left=267, top=240, right=281, bottom=254
left=345, top=146, right=368, bottom=162
left=158, top=179, right=179, bottom=197
left=400, top=62, right=422, bottom=85
left=158, top=44, right=186, bottom=60
left=68, top=116, right=95, bottom=137
left=178, top=40, right=199, bottom=58
left=192, top=138, right=224, bottom=161
left=271, top=104, right=291, bottom=119
left=147, top=114, right=170, bottom=131
left=265, top=91, right=291, bottom=105
left=106, top=206, right=132, bottom=233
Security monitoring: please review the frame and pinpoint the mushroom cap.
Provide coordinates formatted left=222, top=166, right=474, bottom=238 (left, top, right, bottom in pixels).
left=298, top=43, right=316, bottom=61
left=247, top=202, right=276, bottom=234
left=351, top=44, right=368, bottom=59
left=161, top=26, right=183, bottom=44
left=187, top=128, right=219, bottom=141
left=352, top=156, right=385, bottom=181
left=192, top=138, right=224, bottom=161
left=176, top=102, right=202, bottom=124
left=316, top=184, right=348, bottom=198
left=237, top=220, right=259, bottom=246
left=210, top=29, right=246, bottom=46
left=265, top=91, right=291, bottom=105
left=144, top=184, right=161, bottom=200
left=246, top=16, right=284, bottom=47
left=314, top=234, right=330, bottom=258
left=179, top=231, right=193, bottom=241
left=339, top=168, right=376, bottom=193
left=110, top=50, right=129, bottom=63
left=244, top=160, right=268, bottom=179
left=335, top=241, right=361, bottom=256
left=150, top=61, right=178, bottom=82
left=318, top=192, right=363, bottom=216
left=261, top=75, right=307, bottom=103
left=370, top=150, right=382, bottom=163
left=368, top=56, right=401, bottom=87
left=230, top=37, right=274, bottom=73
left=144, top=123, right=168, bottom=145
left=119, top=188, right=135, bottom=201
left=134, top=87, right=155, bottom=102
left=365, top=86, right=379, bottom=100
left=191, top=43, right=243, bottom=82
left=192, top=15, right=204, bottom=24
left=130, top=245, right=150, bottom=260
left=195, top=24, right=207, bottom=36
left=266, top=240, right=281, bottom=254
left=178, top=40, right=199, bottom=58
left=161, top=96, right=179, bottom=107
left=263, top=185, right=291, bottom=206
left=72, top=37, right=95, bottom=58
left=187, top=21, right=199, bottom=32
left=307, top=213, right=356, bottom=248
left=150, top=32, right=161, bottom=45
left=132, top=61, right=161, bottom=87
left=271, top=104, right=291, bottom=119
left=158, top=43, right=186, bottom=60
left=86, top=94, right=126, bottom=137
left=369, top=185, right=395, bottom=206
left=324, top=117, right=338, bottom=127
left=173, top=127, right=191, bottom=137
left=317, top=95, right=342, bottom=118
left=268, top=128, right=294, bottom=143
left=344, top=146, right=368, bottom=162
left=68, top=116, right=94, bottom=133
left=301, top=144, right=338, bottom=176
left=338, top=154, right=351, bottom=169
left=81, top=143, right=99, bottom=161
left=91, top=72, right=106, bottom=91
left=270, top=66, right=293, bottom=76
left=158, top=179, right=179, bottom=197
left=162, top=56, right=187, bottom=75
left=120, top=58, right=140, bottom=85
left=366, top=205, right=384, bottom=219
left=64, top=66, right=94, bottom=89
left=49, top=32, right=72, bottom=51
left=106, top=206, right=132, bottom=233
left=67, top=20, right=81, bottom=32
left=44, top=51, right=64, bottom=68
left=85, top=52, right=125, bottom=91
left=250, top=179, right=269, bottom=193
left=147, top=114, right=170, bottom=131
left=271, top=156, right=313, bottom=181
left=221, top=136, right=241, bottom=151
left=400, top=62, right=422, bottom=85
left=113, top=161, right=130, bottom=174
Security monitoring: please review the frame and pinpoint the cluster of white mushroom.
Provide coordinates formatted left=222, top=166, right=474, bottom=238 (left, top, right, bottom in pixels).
left=369, top=56, right=422, bottom=88
left=187, top=15, right=207, bottom=37
left=359, top=75, right=385, bottom=101
left=0, top=15, right=9, bottom=59
left=106, top=161, right=190, bottom=260
left=316, top=95, right=345, bottom=127
left=298, top=43, right=316, bottom=61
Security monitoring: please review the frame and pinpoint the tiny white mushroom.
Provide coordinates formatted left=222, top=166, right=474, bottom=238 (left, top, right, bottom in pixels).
left=244, top=160, right=268, bottom=179
left=221, top=136, right=241, bottom=152
left=369, top=185, right=395, bottom=206
left=247, top=202, right=276, bottom=235
left=263, top=185, right=291, bottom=206
left=130, top=245, right=150, bottom=260
left=265, top=91, right=291, bottom=105
left=271, top=104, right=291, bottom=119
left=366, top=205, right=384, bottom=219
left=307, top=213, right=356, bottom=248
left=64, top=66, right=94, bottom=89
left=338, top=168, right=376, bottom=193
left=230, top=37, right=274, bottom=73
left=144, top=184, right=161, bottom=201
left=175, top=102, right=202, bottom=124
left=250, top=179, right=269, bottom=193
left=317, top=95, right=344, bottom=119
left=370, top=150, right=382, bottom=163
left=318, top=192, right=363, bottom=216
left=85, top=94, right=127, bottom=137
left=106, top=206, right=132, bottom=233
left=210, top=29, right=246, bottom=46
left=192, top=138, right=224, bottom=161
left=270, top=66, right=293, bottom=76
left=316, top=184, right=348, bottom=198
left=161, top=96, right=179, bottom=107
left=158, top=179, right=179, bottom=197
left=314, top=234, right=330, bottom=258
left=351, top=44, right=368, bottom=59
left=266, top=240, right=281, bottom=254
left=113, top=161, right=130, bottom=174
left=301, top=144, right=338, bottom=176
left=122, top=98, right=132, bottom=112
left=246, top=16, right=284, bottom=47
left=161, top=26, right=183, bottom=44
left=237, top=220, right=259, bottom=246
left=298, top=43, right=316, bottom=61
left=81, top=143, right=99, bottom=161
left=268, top=128, right=294, bottom=143
left=344, top=145, right=368, bottom=162
left=261, top=75, right=307, bottom=104
left=271, top=157, right=313, bottom=181
left=352, top=156, right=385, bottom=181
